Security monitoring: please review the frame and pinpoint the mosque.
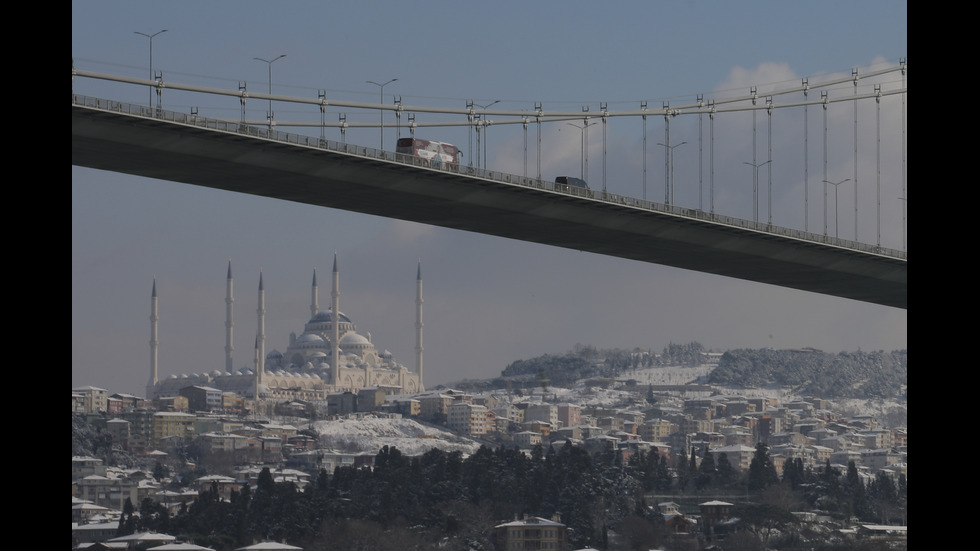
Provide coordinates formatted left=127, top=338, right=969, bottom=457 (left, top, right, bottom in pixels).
left=146, top=254, right=424, bottom=402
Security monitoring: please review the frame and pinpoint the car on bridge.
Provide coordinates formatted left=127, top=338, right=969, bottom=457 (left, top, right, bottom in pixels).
left=554, top=176, right=593, bottom=197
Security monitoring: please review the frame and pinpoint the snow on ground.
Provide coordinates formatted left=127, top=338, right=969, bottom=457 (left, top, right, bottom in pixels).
left=620, top=364, right=715, bottom=386
left=312, top=415, right=483, bottom=456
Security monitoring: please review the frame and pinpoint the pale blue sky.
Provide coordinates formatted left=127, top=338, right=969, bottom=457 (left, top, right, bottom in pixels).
left=73, top=1, right=908, bottom=394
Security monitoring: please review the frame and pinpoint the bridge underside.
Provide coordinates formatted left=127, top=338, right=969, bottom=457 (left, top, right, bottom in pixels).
left=72, top=104, right=906, bottom=309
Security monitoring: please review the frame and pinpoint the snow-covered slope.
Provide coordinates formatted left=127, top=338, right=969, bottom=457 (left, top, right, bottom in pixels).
left=313, top=415, right=483, bottom=456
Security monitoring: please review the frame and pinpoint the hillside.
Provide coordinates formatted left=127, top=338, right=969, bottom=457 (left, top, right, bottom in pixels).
left=708, top=348, right=907, bottom=398
left=452, top=344, right=907, bottom=400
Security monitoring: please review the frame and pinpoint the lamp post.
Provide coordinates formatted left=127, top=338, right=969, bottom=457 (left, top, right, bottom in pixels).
left=254, top=55, right=286, bottom=129
left=658, top=141, right=687, bottom=206
left=133, top=29, right=167, bottom=110
left=473, top=100, right=500, bottom=169
left=567, top=121, right=596, bottom=181
left=743, top=160, right=771, bottom=223
left=823, top=178, right=850, bottom=238
left=366, top=78, right=397, bottom=151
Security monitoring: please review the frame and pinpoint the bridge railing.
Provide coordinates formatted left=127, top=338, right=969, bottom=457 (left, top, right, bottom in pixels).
left=73, top=94, right=905, bottom=260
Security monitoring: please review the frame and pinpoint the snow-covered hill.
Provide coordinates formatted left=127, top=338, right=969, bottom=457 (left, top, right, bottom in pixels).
left=313, top=415, right=483, bottom=456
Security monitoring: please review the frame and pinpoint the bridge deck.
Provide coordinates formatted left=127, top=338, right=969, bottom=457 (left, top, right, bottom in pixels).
left=72, top=101, right=906, bottom=309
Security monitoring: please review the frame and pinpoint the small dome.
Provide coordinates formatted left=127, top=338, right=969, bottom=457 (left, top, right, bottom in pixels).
left=340, top=333, right=371, bottom=346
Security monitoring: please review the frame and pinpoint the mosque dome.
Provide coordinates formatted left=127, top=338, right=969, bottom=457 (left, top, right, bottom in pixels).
left=309, top=310, right=352, bottom=324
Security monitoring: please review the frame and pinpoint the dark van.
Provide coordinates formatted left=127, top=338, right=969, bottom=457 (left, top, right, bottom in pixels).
left=554, top=176, right=589, bottom=191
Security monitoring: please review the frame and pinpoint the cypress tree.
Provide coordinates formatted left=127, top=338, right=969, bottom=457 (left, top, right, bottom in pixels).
left=748, top=442, right=778, bottom=491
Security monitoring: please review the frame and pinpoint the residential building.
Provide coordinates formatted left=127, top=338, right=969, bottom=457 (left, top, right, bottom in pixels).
left=514, top=431, right=542, bottom=449
left=448, top=402, right=490, bottom=436
left=708, top=445, right=756, bottom=472
left=557, top=404, right=581, bottom=428
left=639, top=419, right=674, bottom=442
left=152, top=411, right=196, bottom=446
left=699, top=500, right=735, bottom=536
left=73, top=386, right=109, bottom=413
left=75, top=470, right=159, bottom=510
left=525, top=404, right=558, bottom=427
left=180, top=385, right=224, bottom=412
left=494, top=515, right=568, bottom=551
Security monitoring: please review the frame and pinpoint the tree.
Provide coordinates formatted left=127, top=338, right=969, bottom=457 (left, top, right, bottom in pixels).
left=844, top=461, right=872, bottom=521
left=697, top=448, right=716, bottom=490
left=152, top=460, right=169, bottom=481
left=782, top=457, right=805, bottom=489
left=116, top=498, right=137, bottom=537
left=717, top=452, right=736, bottom=486
left=655, top=453, right=672, bottom=492
left=868, top=471, right=899, bottom=523
left=735, top=502, right=798, bottom=549
left=748, top=443, right=779, bottom=492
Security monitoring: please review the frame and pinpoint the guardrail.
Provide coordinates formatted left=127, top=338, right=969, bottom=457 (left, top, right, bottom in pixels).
left=72, top=94, right=907, bottom=261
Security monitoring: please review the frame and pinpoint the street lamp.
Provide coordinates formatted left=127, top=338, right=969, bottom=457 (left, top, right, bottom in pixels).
left=254, top=55, right=286, bottom=129
left=823, top=178, right=850, bottom=238
left=134, top=29, right=167, bottom=110
left=567, top=121, right=596, bottom=181
left=473, top=100, right=500, bottom=169
left=743, top=160, right=771, bottom=223
left=366, top=78, right=397, bottom=151
left=658, top=141, right=687, bottom=206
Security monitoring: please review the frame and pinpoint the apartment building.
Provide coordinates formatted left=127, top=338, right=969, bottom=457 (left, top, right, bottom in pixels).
left=448, top=402, right=490, bottom=436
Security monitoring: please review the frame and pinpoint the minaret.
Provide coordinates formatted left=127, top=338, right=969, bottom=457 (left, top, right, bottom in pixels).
left=331, top=252, right=340, bottom=384
left=225, top=260, right=234, bottom=372
left=311, top=268, right=319, bottom=318
left=416, top=260, right=425, bottom=391
left=253, top=336, right=262, bottom=392
left=147, top=278, right=159, bottom=399
left=257, top=271, right=266, bottom=384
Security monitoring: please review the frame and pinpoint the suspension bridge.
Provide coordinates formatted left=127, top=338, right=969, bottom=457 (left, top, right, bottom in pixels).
left=71, top=62, right=907, bottom=309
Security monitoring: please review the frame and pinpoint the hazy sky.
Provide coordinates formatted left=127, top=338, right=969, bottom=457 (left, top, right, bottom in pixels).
left=72, top=1, right=908, bottom=394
